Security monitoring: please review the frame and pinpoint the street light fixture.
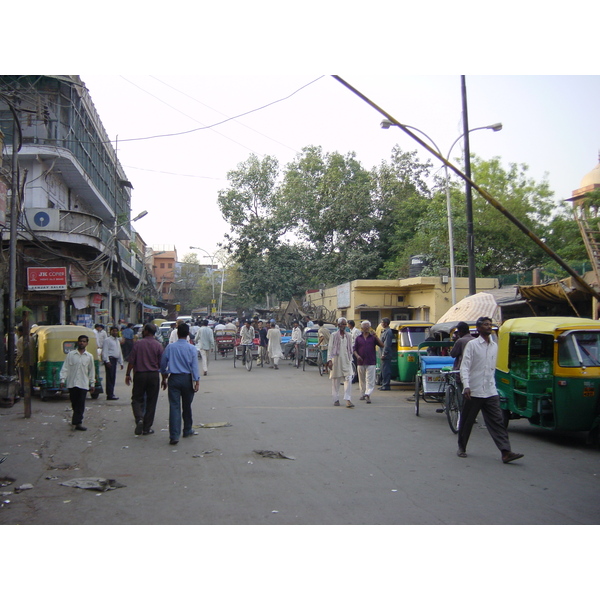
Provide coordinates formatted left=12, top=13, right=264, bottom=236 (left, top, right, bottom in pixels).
left=380, top=119, right=502, bottom=305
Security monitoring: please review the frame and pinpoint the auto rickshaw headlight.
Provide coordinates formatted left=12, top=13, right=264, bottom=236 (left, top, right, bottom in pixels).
left=558, top=380, right=568, bottom=386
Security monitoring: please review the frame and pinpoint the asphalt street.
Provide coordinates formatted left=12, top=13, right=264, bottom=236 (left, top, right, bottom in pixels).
left=1, top=350, right=599, bottom=525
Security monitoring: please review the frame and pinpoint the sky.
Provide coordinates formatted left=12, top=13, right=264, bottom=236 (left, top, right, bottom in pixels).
left=79, top=73, right=600, bottom=266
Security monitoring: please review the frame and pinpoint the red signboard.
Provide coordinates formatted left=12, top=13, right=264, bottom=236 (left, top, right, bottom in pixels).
left=27, top=267, right=67, bottom=290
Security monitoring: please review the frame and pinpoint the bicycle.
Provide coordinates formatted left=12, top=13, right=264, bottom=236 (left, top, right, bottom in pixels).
left=233, top=343, right=253, bottom=371
left=442, top=369, right=462, bottom=434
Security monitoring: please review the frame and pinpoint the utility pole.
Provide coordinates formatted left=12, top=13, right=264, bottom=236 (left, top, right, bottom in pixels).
left=8, top=112, right=20, bottom=375
left=461, top=76, right=477, bottom=296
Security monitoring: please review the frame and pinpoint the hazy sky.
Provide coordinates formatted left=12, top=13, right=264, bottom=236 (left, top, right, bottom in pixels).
left=79, top=74, right=600, bottom=263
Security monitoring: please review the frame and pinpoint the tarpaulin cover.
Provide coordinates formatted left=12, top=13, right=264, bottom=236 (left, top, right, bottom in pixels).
left=436, top=292, right=500, bottom=324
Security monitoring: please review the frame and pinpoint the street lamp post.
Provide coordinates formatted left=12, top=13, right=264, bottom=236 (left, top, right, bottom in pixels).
left=380, top=119, right=501, bottom=305
left=189, top=246, right=217, bottom=316
left=108, top=210, right=147, bottom=325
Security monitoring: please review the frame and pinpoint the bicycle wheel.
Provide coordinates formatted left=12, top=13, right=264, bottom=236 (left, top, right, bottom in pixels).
left=445, top=382, right=461, bottom=434
left=233, top=346, right=238, bottom=368
left=302, top=347, right=307, bottom=371
left=246, top=346, right=253, bottom=371
left=317, top=351, right=324, bottom=376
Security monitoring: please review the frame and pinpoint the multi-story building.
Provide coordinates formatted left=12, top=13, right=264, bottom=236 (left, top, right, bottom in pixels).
left=0, top=75, right=153, bottom=328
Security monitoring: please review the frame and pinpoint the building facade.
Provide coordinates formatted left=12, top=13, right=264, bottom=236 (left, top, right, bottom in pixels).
left=305, top=275, right=499, bottom=329
left=0, top=75, right=153, bottom=328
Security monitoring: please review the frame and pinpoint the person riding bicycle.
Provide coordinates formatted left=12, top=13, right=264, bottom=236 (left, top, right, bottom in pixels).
left=284, top=320, right=304, bottom=360
left=239, top=319, right=255, bottom=365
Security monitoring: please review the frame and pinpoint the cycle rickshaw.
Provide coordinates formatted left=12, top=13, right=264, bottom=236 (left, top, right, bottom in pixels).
left=414, top=340, right=462, bottom=433
left=214, top=329, right=236, bottom=359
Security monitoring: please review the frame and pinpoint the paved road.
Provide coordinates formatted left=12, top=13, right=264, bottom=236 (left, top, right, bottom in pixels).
left=1, top=350, right=599, bottom=525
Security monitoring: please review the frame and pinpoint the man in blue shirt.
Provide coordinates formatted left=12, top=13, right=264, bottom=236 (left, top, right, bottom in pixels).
left=160, top=322, right=200, bottom=445
left=121, top=323, right=135, bottom=361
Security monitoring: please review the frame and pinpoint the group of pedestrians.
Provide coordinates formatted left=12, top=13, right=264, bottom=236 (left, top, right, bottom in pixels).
left=59, top=312, right=523, bottom=464
left=60, top=321, right=202, bottom=446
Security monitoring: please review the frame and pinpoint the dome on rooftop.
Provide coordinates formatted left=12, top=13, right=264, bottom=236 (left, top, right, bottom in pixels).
left=580, top=156, right=600, bottom=188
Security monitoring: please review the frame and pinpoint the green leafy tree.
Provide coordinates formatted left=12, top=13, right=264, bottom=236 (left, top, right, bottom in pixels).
left=372, top=145, right=434, bottom=278
left=217, top=154, right=286, bottom=263
left=281, top=146, right=382, bottom=286
left=386, top=155, right=558, bottom=278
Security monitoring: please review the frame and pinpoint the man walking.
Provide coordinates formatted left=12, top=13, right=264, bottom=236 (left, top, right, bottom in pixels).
left=93, top=323, right=107, bottom=360
left=327, top=317, right=354, bottom=408
left=267, top=320, right=283, bottom=369
left=450, top=321, right=474, bottom=389
left=458, top=316, right=524, bottom=464
left=197, top=319, right=215, bottom=376
left=125, top=323, right=164, bottom=436
left=354, top=320, right=383, bottom=403
left=160, top=322, right=200, bottom=445
left=121, top=323, right=135, bottom=361
left=102, top=326, right=124, bottom=400
left=60, top=335, right=96, bottom=431
left=379, top=317, right=393, bottom=391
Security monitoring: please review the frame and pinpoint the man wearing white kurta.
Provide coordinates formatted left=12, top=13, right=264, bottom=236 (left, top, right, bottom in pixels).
left=197, top=320, right=215, bottom=376
left=267, top=321, right=283, bottom=369
left=327, top=318, right=354, bottom=408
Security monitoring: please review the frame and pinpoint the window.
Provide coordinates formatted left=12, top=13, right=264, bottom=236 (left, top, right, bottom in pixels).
left=558, top=331, right=600, bottom=367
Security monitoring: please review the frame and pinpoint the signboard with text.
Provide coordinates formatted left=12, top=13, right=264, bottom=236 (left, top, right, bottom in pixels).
left=27, top=267, right=67, bottom=290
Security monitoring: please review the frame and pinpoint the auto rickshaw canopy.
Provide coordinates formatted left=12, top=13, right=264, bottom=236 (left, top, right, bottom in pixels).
left=32, top=325, right=99, bottom=362
left=496, top=316, right=600, bottom=372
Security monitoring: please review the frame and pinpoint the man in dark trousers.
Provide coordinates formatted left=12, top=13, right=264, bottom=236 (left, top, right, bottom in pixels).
left=160, top=322, right=200, bottom=445
left=60, top=335, right=96, bottom=431
left=458, top=316, right=524, bottom=464
left=450, top=321, right=474, bottom=388
left=102, top=326, right=124, bottom=400
left=125, top=323, right=164, bottom=436
left=379, top=317, right=393, bottom=391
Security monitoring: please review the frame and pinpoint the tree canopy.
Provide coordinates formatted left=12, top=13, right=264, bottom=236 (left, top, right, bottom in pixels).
left=216, top=146, right=588, bottom=306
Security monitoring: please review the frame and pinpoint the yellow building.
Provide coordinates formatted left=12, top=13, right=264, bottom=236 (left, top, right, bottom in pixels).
left=305, top=276, right=498, bottom=328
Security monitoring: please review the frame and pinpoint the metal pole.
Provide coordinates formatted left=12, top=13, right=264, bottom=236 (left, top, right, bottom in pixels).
left=461, top=76, right=477, bottom=296
left=8, top=117, right=19, bottom=375
left=443, top=165, right=457, bottom=305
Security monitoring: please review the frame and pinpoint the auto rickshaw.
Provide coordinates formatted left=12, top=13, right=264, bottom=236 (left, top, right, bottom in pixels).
left=495, top=317, right=600, bottom=443
left=375, top=321, right=433, bottom=385
left=395, top=321, right=434, bottom=382
left=31, top=325, right=103, bottom=400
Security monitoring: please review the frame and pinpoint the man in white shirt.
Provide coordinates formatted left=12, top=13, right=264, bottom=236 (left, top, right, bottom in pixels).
left=60, top=335, right=96, bottom=431
left=197, top=320, right=215, bottom=376
left=284, top=320, right=303, bottom=359
left=102, top=326, right=124, bottom=400
left=458, top=316, right=524, bottom=464
left=94, top=324, right=107, bottom=360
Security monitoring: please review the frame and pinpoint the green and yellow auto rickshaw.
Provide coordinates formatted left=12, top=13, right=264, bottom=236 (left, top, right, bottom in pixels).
left=496, top=317, right=600, bottom=443
left=375, top=321, right=433, bottom=385
left=31, top=325, right=103, bottom=400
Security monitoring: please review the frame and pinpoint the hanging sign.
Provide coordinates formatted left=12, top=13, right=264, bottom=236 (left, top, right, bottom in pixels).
left=27, top=267, right=67, bottom=290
